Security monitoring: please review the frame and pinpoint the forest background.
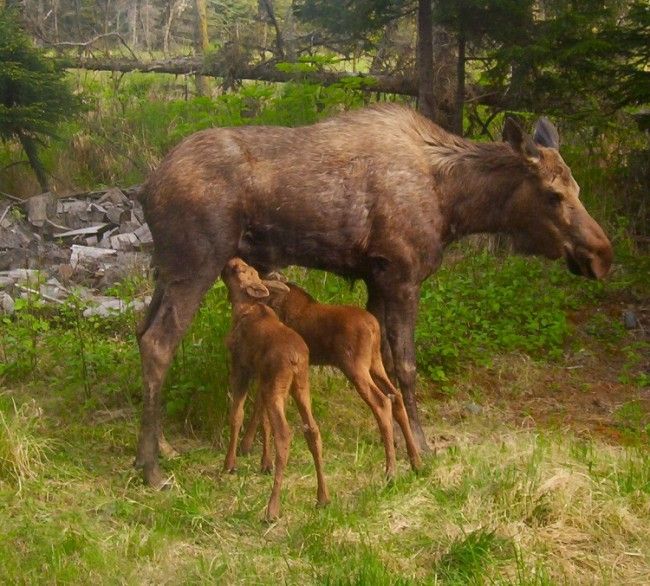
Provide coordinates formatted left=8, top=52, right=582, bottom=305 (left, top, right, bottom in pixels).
left=0, top=1, right=649, bottom=584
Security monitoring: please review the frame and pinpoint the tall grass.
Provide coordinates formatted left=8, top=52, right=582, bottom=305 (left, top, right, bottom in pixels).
left=0, top=396, right=50, bottom=491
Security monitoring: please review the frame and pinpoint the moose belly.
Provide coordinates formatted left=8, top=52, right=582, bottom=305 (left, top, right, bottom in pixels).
left=237, top=220, right=369, bottom=276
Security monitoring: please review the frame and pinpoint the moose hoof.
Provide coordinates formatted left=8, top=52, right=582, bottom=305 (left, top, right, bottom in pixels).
left=143, top=465, right=173, bottom=490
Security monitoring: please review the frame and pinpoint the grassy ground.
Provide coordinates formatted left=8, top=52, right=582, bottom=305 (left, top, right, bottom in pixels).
left=1, top=248, right=648, bottom=584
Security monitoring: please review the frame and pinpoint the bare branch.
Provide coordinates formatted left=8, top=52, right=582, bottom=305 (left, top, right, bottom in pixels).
left=47, top=32, right=138, bottom=61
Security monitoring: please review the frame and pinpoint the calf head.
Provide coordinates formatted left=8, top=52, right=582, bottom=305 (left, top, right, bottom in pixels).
left=502, top=118, right=613, bottom=279
left=222, top=258, right=289, bottom=307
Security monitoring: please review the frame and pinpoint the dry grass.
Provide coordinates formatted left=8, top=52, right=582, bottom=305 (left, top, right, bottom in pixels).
left=0, top=396, right=50, bottom=492
left=3, top=367, right=647, bottom=584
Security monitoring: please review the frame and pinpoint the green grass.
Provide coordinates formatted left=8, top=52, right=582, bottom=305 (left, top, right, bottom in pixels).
left=1, top=249, right=648, bottom=583
left=0, top=382, right=648, bottom=584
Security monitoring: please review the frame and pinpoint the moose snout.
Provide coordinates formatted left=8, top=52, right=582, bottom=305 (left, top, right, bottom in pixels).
left=565, top=221, right=613, bottom=280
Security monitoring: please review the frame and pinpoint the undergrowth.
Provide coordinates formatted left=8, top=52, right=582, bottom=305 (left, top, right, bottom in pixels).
left=1, top=248, right=647, bottom=438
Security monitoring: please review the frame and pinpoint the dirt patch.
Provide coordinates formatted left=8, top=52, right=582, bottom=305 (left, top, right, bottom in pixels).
left=430, top=300, right=649, bottom=445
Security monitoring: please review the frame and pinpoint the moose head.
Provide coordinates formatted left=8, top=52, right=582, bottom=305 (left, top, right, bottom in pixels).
left=502, top=117, right=613, bottom=279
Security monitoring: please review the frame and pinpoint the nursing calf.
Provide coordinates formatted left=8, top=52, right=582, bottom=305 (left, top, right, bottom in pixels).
left=239, top=279, right=422, bottom=480
left=221, top=258, right=329, bottom=521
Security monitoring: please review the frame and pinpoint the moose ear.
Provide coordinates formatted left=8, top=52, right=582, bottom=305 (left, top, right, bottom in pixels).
left=244, top=282, right=269, bottom=299
left=503, top=117, right=540, bottom=161
left=533, top=117, right=560, bottom=149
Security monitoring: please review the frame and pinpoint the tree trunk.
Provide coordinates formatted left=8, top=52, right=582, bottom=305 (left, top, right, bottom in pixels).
left=416, top=0, right=435, bottom=121
left=19, top=133, right=49, bottom=192
left=431, top=26, right=457, bottom=131
left=259, top=0, right=285, bottom=59
left=61, top=55, right=500, bottom=108
left=129, top=0, right=139, bottom=48
left=193, top=0, right=210, bottom=95
left=455, top=25, right=465, bottom=135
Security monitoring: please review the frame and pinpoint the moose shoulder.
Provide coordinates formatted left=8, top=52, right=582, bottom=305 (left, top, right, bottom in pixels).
left=136, top=105, right=612, bottom=488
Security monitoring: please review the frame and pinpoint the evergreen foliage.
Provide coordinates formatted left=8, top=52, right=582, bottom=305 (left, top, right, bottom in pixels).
left=0, top=9, right=81, bottom=189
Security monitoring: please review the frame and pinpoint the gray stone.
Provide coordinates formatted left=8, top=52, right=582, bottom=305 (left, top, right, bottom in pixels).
left=623, top=310, right=639, bottom=330
left=464, top=402, right=483, bottom=416
left=25, top=193, right=54, bottom=227
left=98, top=188, right=129, bottom=206
left=0, top=291, right=14, bottom=314
left=69, top=245, right=117, bottom=268
left=134, top=223, right=153, bottom=245
left=105, top=206, right=123, bottom=224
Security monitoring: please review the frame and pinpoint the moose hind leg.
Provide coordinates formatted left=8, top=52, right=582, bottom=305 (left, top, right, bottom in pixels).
left=344, top=365, right=396, bottom=480
left=223, top=368, right=251, bottom=473
left=264, top=387, right=292, bottom=522
left=240, top=388, right=264, bottom=456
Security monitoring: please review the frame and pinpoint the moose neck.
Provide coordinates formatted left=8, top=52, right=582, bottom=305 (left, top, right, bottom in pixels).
left=433, top=142, right=533, bottom=246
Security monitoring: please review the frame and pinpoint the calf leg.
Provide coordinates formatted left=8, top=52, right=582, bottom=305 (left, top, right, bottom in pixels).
left=290, top=369, right=329, bottom=507
left=370, top=359, right=422, bottom=472
left=135, top=273, right=216, bottom=487
left=264, top=383, right=292, bottom=522
left=223, top=367, right=251, bottom=473
left=344, top=366, right=397, bottom=480
left=260, top=406, right=273, bottom=474
left=239, top=389, right=263, bottom=455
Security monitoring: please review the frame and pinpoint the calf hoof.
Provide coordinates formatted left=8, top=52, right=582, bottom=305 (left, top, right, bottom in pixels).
left=260, top=464, right=273, bottom=475
left=238, top=440, right=254, bottom=456
left=316, top=496, right=331, bottom=508
left=224, top=466, right=237, bottom=474
left=265, top=505, right=280, bottom=523
left=410, top=455, right=423, bottom=473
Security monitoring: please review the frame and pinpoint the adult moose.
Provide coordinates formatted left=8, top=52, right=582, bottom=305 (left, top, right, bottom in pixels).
left=135, top=105, right=612, bottom=487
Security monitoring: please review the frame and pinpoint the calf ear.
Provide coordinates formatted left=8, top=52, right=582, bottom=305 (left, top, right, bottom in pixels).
left=533, top=117, right=560, bottom=149
left=264, top=271, right=288, bottom=283
left=503, top=117, right=540, bottom=160
left=262, top=280, right=291, bottom=302
left=245, top=282, right=269, bottom=299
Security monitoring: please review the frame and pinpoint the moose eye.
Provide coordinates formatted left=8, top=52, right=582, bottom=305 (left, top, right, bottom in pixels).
left=546, top=190, right=563, bottom=205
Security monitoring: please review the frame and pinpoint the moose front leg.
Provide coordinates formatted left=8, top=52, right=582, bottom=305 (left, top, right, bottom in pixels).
left=383, top=283, right=431, bottom=453
left=366, top=282, right=395, bottom=378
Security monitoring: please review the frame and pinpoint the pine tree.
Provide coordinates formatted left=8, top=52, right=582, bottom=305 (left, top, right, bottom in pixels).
left=0, top=9, right=81, bottom=191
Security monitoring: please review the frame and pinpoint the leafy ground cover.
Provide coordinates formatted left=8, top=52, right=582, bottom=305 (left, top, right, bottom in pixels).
left=1, top=248, right=648, bottom=584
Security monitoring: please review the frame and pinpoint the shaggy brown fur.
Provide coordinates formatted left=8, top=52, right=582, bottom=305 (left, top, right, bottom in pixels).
left=135, top=105, right=612, bottom=487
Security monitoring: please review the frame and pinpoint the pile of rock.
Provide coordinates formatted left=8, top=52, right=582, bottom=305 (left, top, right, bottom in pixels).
left=0, top=186, right=153, bottom=315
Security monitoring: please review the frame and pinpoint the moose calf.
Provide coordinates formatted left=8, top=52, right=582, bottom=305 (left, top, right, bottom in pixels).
left=221, top=258, right=329, bottom=521
left=239, top=279, right=422, bottom=480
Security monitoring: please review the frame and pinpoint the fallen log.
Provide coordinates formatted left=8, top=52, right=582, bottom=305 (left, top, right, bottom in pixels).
left=61, top=55, right=419, bottom=96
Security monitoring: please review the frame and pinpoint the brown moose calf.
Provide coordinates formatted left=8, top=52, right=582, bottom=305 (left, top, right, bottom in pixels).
left=240, top=279, right=422, bottom=480
left=221, top=258, right=329, bottom=521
